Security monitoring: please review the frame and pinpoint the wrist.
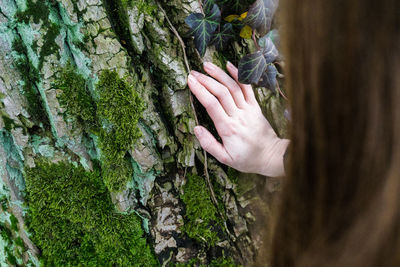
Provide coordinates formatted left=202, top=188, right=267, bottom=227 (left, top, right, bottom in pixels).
left=259, top=138, right=290, bottom=177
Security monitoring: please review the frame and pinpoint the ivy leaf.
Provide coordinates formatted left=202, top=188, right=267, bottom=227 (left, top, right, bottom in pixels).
left=259, top=35, right=279, bottom=63
left=224, top=13, right=246, bottom=33
left=244, top=0, right=279, bottom=35
left=224, top=11, right=247, bottom=23
left=203, top=0, right=216, bottom=14
left=240, top=25, right=253, bottom=39
left=185, top=4, right=221, bottom=56
left=238, top=50, right=267, bottom=84
left=257, top=64, right=278, bottom=91
left=204, top=0, right=232, bottom=13
left=215, top=0, right=231, bottom=5
left=211, top=23, right=235, bottom=51
left=266, top=29, right=280, bottom=47
left=224, top=14, right=240, bottom=22
left=206, top=0, right=254, bottom=14
left=225, top=0, right=254, bottom=14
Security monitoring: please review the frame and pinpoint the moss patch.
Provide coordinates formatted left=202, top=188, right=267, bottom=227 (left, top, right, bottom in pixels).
left=122, top=0, right=157, bottom=15
left=97, top=70, right=143, bottom=162
left=9, top=214, right=18, bottom=232
left=96, top=70, right=144, bottom=191
left=25, top=160, right=158, bottom=266
left=0, top=223, right=12, bottom=244
left=1, top=115, right=16, bottom=131
left=227, top=167, right=239, bottom=185
left=55, top=62, right=97, bottom=129
left=174, top=256, right=238, bottom=267
left=5, top=247, right=17, bottom=266
left=15, top=0, right=50, bottom=24
left=101, top=155, right=133, bottom=192
left=56, top=67, right=145, bottom=192
left=181, top=174, right=223, bottom=246
left=38, top=22, right=61, bottom=70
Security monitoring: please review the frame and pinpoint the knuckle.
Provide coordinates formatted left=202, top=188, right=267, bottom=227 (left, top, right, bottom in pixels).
left=218, top=154, right=230, bottom=165
left=201, top=139, right=212, bottom=151
left=219, top=122, right=237, bottom=137
left=245, top=84, right=253, bottom=91
left=217, top=86, right=230, bottom=98
left=230, top=84, right=241, bottom=93
left=204, top=98, right=218, bottom=110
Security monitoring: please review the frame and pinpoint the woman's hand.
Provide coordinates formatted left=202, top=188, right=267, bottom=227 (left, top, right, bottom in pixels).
left=188, top=61, right=289, bottom=177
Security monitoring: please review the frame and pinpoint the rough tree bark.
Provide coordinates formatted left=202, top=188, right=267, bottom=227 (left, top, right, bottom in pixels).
left=0, top=0, right=288, bottom=266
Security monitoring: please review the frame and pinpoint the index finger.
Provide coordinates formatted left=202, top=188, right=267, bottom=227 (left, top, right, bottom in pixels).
left=188, top=74, right=230, bottom=125
left=203, top=62, right=247, bottom=109
left=226, top=61, right=257, bottom=105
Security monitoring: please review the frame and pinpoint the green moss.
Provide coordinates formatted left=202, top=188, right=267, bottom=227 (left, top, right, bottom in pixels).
left=0, top=223, right=12, bottom=243
left=2, top=115, right=16, bottom=131
left=15, top=0, right=50, bottom=24
left=212, top=53, right=229, bottom=71
left=97, top=70, right=143, bottom=161
left=181, top=174, right=223, bottom=246
left=96, top=70, right=144, bottom=191
left=9, top=214, right=18, bottom=232
left=227, top=167, right=239, bottom=185
left=15, top=237, right=24, bottom=248
left=173, top=256, right=238, bottom=267
left=122, top=0, right=157, bottom=15
left=38, top=22, right=61, bottom=70
left=173, top=258, right=200, bottom=267
left=55, top=62, right=97, bottom=129
left=102, top=156, right=133, bottom=192
left=6, top=247, right=17, bottom=266
left=210, top=257, right=238, bottom=267
left=25, top=160, right=158, bottom=266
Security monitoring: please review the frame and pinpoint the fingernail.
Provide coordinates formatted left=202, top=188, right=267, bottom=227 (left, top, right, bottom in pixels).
left=204, top=62, right=216, bottom=71
left=188, top=74, right=197, bottom=84
left=190, top=70, right=201, bottom=78
left=194, top=126, right=203, bottom=136
left=227, top=61, right=234, bottom=69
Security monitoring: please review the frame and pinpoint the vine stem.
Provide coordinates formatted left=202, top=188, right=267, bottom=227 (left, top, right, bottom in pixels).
left=252, top=30, right=260, bottom=50
left=198, top=0, right=204, bottom=14
left=156, top=0, right=237, bottom=245
left=276, top=82, right=288, bottom=101
left=156, top=1, right=219, bottom=209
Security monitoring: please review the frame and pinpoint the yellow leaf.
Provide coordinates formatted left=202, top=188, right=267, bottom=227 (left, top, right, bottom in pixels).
left=240, top=12, right=248, bottom=20
left=240, top=25, right=253, bottom=39
left=224, top=14, right=240, bottom=22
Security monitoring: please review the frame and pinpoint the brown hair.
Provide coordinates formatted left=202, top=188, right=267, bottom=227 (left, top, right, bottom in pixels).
left=267, top=0, right=400, bottom=266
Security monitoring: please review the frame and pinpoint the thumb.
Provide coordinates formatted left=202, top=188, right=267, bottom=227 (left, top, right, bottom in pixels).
left=194, top=126, right=232, bottom=165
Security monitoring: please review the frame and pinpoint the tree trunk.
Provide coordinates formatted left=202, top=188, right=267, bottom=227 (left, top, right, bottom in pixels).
left=0, top=0, right=288, bottom=265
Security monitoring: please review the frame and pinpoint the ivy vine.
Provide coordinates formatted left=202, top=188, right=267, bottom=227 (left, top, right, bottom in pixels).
left=186, top=0, right=286, bottom=98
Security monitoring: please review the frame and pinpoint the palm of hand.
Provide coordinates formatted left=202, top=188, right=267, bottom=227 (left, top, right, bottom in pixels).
left=188, top=62, right=289, bottom=177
